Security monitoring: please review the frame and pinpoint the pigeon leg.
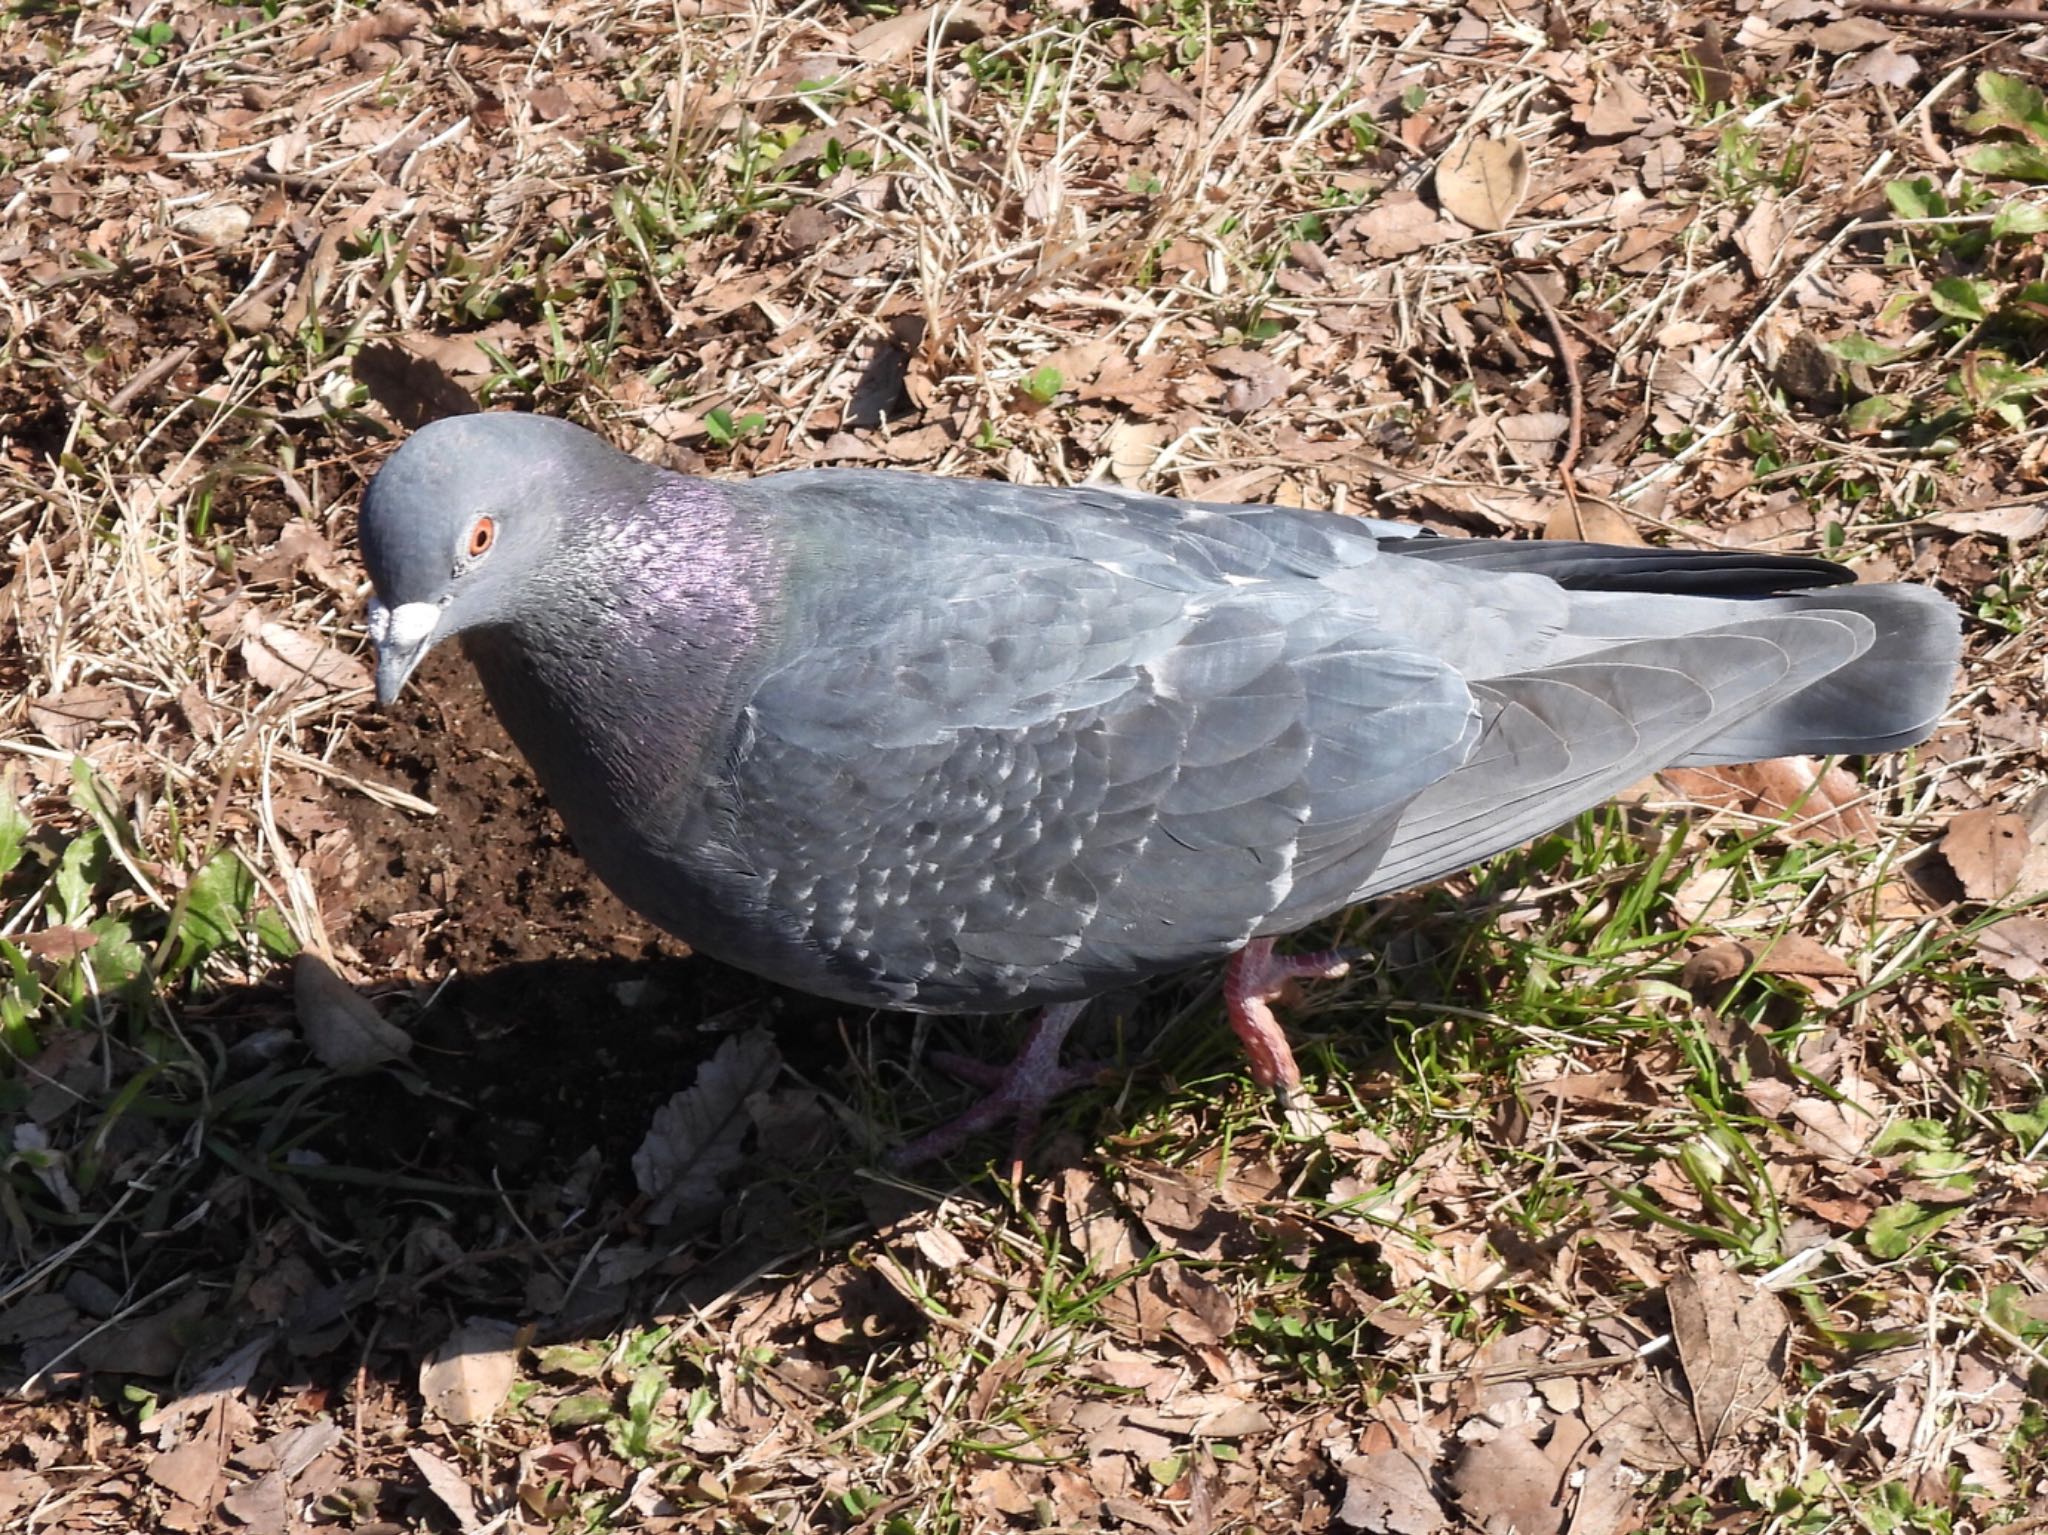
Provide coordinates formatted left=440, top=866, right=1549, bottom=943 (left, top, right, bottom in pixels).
left=889, top=1002, right=1103, bottom=1173
left=1223, top=938, right=1354, bottom=1132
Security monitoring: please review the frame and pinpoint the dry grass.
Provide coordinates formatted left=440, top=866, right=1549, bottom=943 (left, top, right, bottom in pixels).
left=3, top=1, right=2047, bottom=1532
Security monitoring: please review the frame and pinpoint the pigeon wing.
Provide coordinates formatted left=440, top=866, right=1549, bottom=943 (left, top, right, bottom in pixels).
left=721, top=549, right=1475, bottom=1010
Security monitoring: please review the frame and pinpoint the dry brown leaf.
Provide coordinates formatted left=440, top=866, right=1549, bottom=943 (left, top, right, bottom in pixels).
left=79, top=1291, right=210, bottom=1376
left=294, top=954, right=412, bottom=1074
left=146, top=1432, right=225, bottom=1510
left=1576, top=76, right=1659, bottom=140
left=1447, top=1424, right=1568, bottom=1535
left=1682, top=934, right=1857, bottom=993
left=419, top=1318, right=521, bottom=1427
left=171, top=204, right=252, bottom=248
left=1499, top=411, right=1570, bottom=470
left=138, top=1335, right=271, bottom=1442
left=1544, top=496, right=1643, bottom=545
left=1733, top=196, right=1787, bottom=279
left=353, top=340, right=482, bottom=431
left=27, top=685, right=131, bottom=751
left=19, top=926, right=98, bottom=962
left=1100, top=420, right=1166, bottom=486
left=1080, top=350, right=1179, bottom=416
left=1807, top=16, right=1895, bottom=50
left=631, top=1028, right=781, bottom=1222
left=967, top=1466, right=1038, bottom=1518
left=408, top=1446, right=484, bottom=1534
left=243, top=621, right=373, bottom=697
left=1566, top=1446, right=1643, bottom=1535
left=291, top=1, right=427, bottom=61
left=1337, top=1449, right=1446, bottom=1532
left=852, top=3, right=991, bottom=62
left=1347, top=192, right=1461, bottom=259
left=1668, top=1252, right=1790, bottom=1465
left=1063, top=1167, right=1145, bottom=1273
left=219, top=1470, right=288, bottom=1533
left=1976, top=917, right=2048, bottom=982
left=1159, top=1266, right=1237, bottom=1347
left=1940, top=808, right=2032, bottom=903
left=1208, top=347, right=1291, bottom=418
left=1659, top=757, right=1878, bottom=843
left=1434, top=137, right=1529, bottom=232
left=1835, top=43, right=1920, bottom=91
left=1925, top=503, right=2048, bottom=543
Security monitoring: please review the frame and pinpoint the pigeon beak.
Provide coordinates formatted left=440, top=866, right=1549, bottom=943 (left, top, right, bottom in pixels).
left=367, top=598, right=444, bottom=706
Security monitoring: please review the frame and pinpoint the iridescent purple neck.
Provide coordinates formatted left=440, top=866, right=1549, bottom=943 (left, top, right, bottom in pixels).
left=465, top=474, right=783, bottom=846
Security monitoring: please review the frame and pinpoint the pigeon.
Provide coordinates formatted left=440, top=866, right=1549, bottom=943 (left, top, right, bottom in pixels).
left=359, top=413, right=1960, bottom=1165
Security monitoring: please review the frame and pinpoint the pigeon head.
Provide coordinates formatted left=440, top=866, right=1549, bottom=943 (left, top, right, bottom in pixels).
left=358, top=413, right=655, bottom=705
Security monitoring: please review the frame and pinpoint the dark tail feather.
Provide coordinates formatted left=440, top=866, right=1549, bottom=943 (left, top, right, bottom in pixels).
left=1677, top=583, right=1961, bottom=765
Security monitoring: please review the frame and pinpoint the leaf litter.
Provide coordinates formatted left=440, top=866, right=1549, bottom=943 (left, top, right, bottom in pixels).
left=1, top=0, right=2046, bottom=1531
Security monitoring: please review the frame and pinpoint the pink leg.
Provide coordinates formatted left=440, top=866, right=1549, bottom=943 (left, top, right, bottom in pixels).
left=1223, top=938, right=1354, bottom=1121
left=889, top=1002, right=1103, bottom=1174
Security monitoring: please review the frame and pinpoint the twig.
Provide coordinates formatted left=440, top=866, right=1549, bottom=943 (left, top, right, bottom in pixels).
left=1849, top=0, right=2048, bottom=20
left=106, top=343, right=198, bottom=415
left=1511, top=270, right=1585, bottom=526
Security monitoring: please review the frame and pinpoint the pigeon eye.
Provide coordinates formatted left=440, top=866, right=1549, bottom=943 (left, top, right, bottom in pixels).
left=466, top=517, right=496, bottom=560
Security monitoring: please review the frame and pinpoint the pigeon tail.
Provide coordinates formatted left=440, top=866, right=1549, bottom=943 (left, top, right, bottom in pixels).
left=1672, top=582, right=1960, bottom=764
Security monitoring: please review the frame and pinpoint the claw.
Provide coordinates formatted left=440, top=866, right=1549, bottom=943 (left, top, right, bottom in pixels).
left=889, top=1002, right=1102, bottom=1175
left=1222, top=937, right=1357, bottom=1120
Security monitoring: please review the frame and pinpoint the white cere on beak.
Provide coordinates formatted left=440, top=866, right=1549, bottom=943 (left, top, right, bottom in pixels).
left=368, top=599, right=443, bottom=651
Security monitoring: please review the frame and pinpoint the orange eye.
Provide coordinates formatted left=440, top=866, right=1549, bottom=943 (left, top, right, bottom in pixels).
left=467, top=517, right=496, bottom=558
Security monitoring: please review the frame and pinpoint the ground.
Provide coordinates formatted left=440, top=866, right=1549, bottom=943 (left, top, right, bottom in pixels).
left=3, top=1, right=2048, bottom=1532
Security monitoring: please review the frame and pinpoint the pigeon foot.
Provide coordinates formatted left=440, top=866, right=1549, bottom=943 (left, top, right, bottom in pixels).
left=1224, top=937, right=1355, bottom=1131
left=888, top=1002, right=1104, bottom=1174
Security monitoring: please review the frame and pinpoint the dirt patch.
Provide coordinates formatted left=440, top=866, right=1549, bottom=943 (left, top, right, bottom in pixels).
left=333, top=648, right=683, bottom=972
left=323, top=650, right=853, bottom=1179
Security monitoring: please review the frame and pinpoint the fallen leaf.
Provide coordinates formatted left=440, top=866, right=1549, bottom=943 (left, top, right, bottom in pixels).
left=1543, top=495, right=1643, bottom=545
left=1063, top=1167, right=1145, bottom=1273
left=140, top=1334, right=272, bottom=1440
left=419, top=1318, right=521, bottom=1427
left=1338, top=1449, right=1446, bottom=1532
left=1447, top=1424, right=1567, bottom=1535
left=1659, top=757, right=1877, bottom=843
left=18, top=926, right=98, bottom=962
left=291, top=1, right=426, bottom=61
left=852, top=3, right=991, bottom=62
left=242, top=621, right=373, bottom=697
left=1807, top=15, right=1894, bottom=50
left=1925, top=503, right=2048, bottom=543
left=1565, top=1445, right=1644, bottom=1535
left=171, top=204, right=252, bottom=248
left=27, top=685, right=131, bottom=751
left=632, top=1028, right=781, bottom=1222
left=1500, top=411, right=1571, bottom=470
left=408, top=1447, right=483, bottom=1534
left=1682, top=934, right=1857, bottom=994
left=147, top=1435, right=225, bottom=1509
left=1208, top=347, right=1291, bottom=417
left=1733, top=195, right=1787, bottom=279
left=294, top=954, right=412, bottom=1074
left=1940, top=808, right=2031, bottom=902
left=1577, top=75, right=1659, bottom=140
left=238, top=1418, right=342, bottom=1479
left=1081, top=350, right=1180, bottom=416
left=1977, top=917, right=2048, bottom=981
left=353, top=340, right=481, bottom=430
left=1835, top=43, right=1919, bottom=91
left=219, top=1469, right=288, bottom=1533
left=1100, top=420, right=1166, bottom=487
left=1435, top=136, right=1528, bottom=232
left=1668, top=1251, right=1790, bottom=1465
left=80, top=1290, right=210, bottom=1377
left=1347, top=191, right=1461, bottom=258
